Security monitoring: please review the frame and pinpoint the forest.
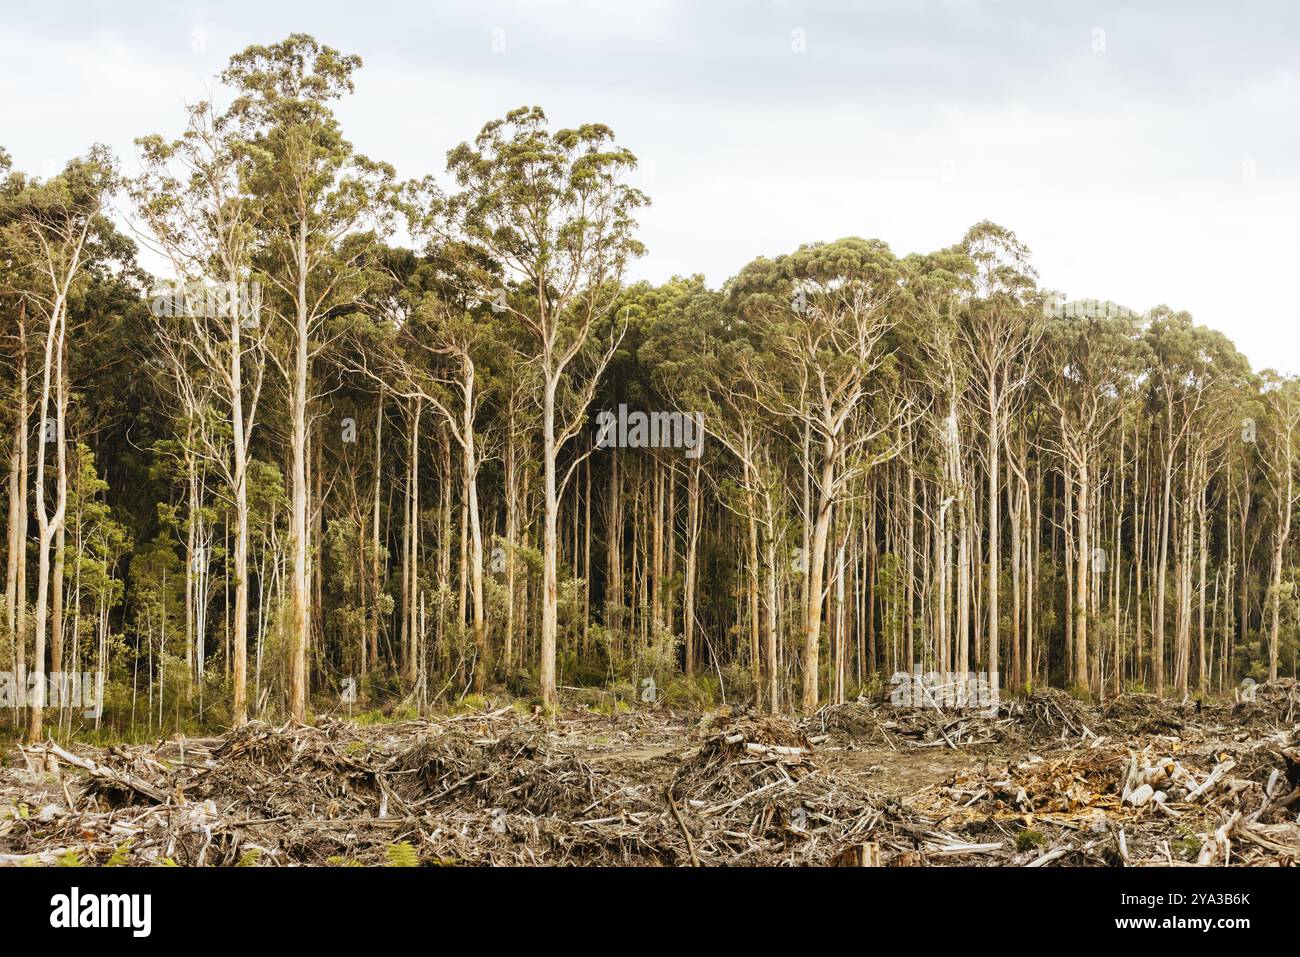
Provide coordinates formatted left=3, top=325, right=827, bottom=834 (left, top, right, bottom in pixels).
left=0, top=33, right=1298, bottom=869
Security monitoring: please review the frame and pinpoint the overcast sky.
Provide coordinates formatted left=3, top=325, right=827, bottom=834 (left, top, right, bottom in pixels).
left=2, top=0, right=1297, bottom=371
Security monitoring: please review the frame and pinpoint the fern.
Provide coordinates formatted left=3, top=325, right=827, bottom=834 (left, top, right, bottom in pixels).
left=236, top=848, right=263, bottom=867
left=385, top=841, right=419, bottom=867
left=56, top=849, right=81, bottom=867
left=105, top=842, right=132, bottom=867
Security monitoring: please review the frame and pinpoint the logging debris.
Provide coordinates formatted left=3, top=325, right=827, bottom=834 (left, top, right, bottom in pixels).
left=1, top=684, right=1297, bottom=866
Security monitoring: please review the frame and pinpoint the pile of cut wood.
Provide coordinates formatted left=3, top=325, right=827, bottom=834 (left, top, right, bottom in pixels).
left=1, top=692, right=1296, bottom=867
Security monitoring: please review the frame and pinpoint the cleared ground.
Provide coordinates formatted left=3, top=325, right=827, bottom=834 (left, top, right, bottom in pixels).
left=1, top=682, right=1297, bottom=866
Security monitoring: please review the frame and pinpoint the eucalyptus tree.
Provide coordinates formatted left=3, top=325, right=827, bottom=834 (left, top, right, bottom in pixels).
left=64, top=442, right=129, bottom=733
left=635, top=276, right=723, bottom=683
left=1143, top=309, right=1242, bottom=694
left=219, top=35, right=400, bottom=718
left=0, top=147, right=117, bottom=740
left=706, top=334, right=793, bottom=709
left=1162, top=327, right=1249, bottom=694
left=732, top=238, right=910, bottom=712
left=0, top=148, right=32, bottom=677
left=1258, top=372, right=1300, bottom=682
left=957, top=221, right=1040, bottom=684
left=443, top=106, right=646, bottom=708
left=133, top=97, right=269, bottom=724
left=1039, top=308, right=1141, bottom=690
left=903, top=247, right=975, bottom=674
left=348, top=285, right=500, bottom=692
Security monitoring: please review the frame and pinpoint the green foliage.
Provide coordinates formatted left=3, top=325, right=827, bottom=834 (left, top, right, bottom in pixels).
left=354, top=705, right=418, bottom=726
left=385, top=842, right=419, bottom=867
left=850, top=672, right=887, bottom=704
left=127, top=529, right=185, bottom=647
left=67, top=443, right=130, bottom=609
left=590, top=696, right=632, bottom=716
left=453, top=693, right=492, bottom=714
left=105, top=842, right=132, bottom=867
left=1015, top=829, right=1047, bottom=853
left=662, top=676, right=717, bottom=710
left=1174, top=827, right=1203, bottom=860
left=236, top=848, right=263, bottom=867
left=2, top=29, right=1295, bottom=742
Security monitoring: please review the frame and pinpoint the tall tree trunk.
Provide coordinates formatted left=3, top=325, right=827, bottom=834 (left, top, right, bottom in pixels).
left=764, top=507, right=780, bottom=712
left=287, top=230, right=311, bottom=721
left=987, top=395, right=1000, bottom=690
left=504, top=419, right=517, bottom=670
left=366, top=388, right=383, bottom=683
left=1153, top=448, right=1174, bottom=695
left=802, top=435, right=835, bottom=712
left=28, top=300, right=68, bottom=742
left=230, top=307, right=251, bottom=724
left=539, top=376, right=560, bottom=708
left=683, top=460, right=700, bottom=681
left=406, top=399, right=422, bottom=687
left=6, top=302, right=28, bottom=691
left=1075, top=456, right=1090, bottom=690
left=50, top=518, right=65, bottom=685
left=464, top=373, right=486, bottom=691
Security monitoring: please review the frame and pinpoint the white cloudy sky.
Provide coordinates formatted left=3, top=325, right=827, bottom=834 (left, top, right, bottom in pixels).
left=2, top=0, right=1297, bottom=371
